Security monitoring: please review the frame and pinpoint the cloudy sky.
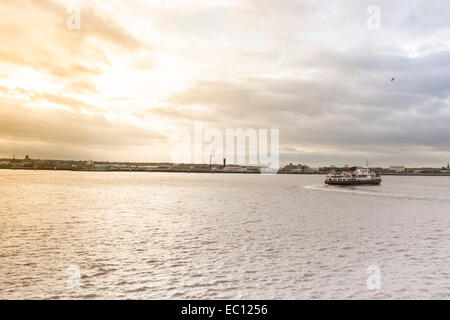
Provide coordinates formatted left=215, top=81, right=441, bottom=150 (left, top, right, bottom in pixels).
left=0, top=0, right=449, bottom=167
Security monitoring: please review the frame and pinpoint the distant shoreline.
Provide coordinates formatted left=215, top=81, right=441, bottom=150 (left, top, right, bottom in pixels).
left=2, top=168, right=450, bottom=176
left=0, top=168, right=261, bottom=174
left=373, top=173, right=450, bottom=177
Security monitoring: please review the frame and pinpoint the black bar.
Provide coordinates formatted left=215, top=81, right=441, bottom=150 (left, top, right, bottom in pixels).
left=0, top=300, right=443, bottom=319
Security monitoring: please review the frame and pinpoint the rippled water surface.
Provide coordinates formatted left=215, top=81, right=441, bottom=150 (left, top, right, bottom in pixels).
left=0, top=171, right=449, bottom=299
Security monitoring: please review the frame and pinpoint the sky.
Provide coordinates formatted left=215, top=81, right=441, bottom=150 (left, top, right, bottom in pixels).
left=0, top=0, right=449, bottom=167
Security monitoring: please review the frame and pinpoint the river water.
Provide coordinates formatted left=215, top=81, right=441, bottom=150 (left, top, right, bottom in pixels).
left=0, top=170, right=449, bottom=299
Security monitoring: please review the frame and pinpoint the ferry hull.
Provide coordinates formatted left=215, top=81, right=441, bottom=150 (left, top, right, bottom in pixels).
left=325, top=179, right=381, bottom=186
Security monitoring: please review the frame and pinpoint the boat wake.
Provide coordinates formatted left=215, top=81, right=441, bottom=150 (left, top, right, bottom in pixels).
left=305, top=184, right=388, bottom=196
left=303, top=184, right=450, bottom=201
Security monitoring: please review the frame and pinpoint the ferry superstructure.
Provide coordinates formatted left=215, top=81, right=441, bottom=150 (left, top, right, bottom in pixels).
left=325, top=168, right=382, bottom=185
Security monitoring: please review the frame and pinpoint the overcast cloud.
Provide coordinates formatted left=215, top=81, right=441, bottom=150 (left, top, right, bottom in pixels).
left=0, top=0, right=449, bottom=166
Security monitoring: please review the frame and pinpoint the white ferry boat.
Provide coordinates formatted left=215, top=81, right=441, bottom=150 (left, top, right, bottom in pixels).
left=325, top=168, right=382, bottom=186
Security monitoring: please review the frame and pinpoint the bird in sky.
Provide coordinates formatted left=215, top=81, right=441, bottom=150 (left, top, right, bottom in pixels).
left=391, top=77, right=395, bottom=82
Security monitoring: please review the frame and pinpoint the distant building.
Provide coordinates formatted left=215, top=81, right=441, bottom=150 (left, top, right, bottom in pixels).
left=0, top=160, right=10, bottom=168
left=244, top=166, right=260, bottom=173
left=279, top=163, right=312, bottom=174
left=93, top=164, right=109, bottom=171
left=389, top=166, right=406, bottom=173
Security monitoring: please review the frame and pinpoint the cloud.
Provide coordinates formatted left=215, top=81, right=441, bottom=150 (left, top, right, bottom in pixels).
left=162, top=47, right=450, bottom=165
left=0, top=102, right=163, bottom=146
left=1, top=0, right=449, bottom=166
left=0, top=0, right=153, bottom=92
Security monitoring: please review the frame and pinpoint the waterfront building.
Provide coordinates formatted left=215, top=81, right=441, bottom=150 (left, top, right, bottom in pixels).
left=390, top=166, right=406, bottom=173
